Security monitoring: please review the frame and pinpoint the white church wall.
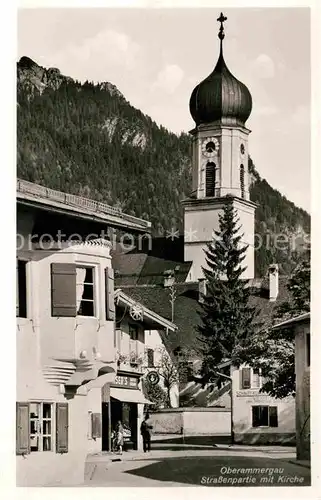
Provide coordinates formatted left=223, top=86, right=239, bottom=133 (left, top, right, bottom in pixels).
left=184, top=197, right=256, bottom=281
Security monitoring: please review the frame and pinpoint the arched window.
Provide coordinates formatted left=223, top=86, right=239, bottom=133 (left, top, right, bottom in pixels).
left=240, top=164, right=245, bottom=198
left=205, top=162, right=216, bottom=197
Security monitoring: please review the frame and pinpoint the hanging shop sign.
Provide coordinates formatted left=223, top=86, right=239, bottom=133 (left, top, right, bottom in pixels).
left=147, top=371, right=160, bottom=385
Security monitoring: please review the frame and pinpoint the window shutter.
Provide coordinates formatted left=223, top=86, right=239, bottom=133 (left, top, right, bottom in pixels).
left=91, top=413, right=102, bottom=439
left=51, top=263, right=76, bottom=317
left=306, top=333, right=310, bottom=367
left=16, top=402, right=30, bottom=455
left=240, top=164, right=245, bottom=198
left=105, top=267, right=115, bottom=321
left=269, top=406, right=278, bottom=427
left=252, top=370, right=260, bottom=388
left=147, top=349, right=154, bottom=367
left=16, top=260, right=19, bottom=317
left=241, top=367, right=251, bottom=389
left=56, top=403, right=69, bottom=453
left=205, top=162, right=216, bottom=197
left=252, top=406, right=260, bottom=428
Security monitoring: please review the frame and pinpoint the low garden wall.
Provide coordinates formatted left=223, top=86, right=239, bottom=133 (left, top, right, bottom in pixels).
left=150, top=407, right=231, bottom=435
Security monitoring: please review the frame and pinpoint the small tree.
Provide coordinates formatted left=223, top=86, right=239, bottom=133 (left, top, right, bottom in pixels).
left=156, top=348, right=179, bottom=408
left=141, top=378, right=167, bottom=410
left=236, top=256, right=310, bottom=398
left=198, top=196, right=260, bottom=384
left=143, top=346, right=192, bottom=408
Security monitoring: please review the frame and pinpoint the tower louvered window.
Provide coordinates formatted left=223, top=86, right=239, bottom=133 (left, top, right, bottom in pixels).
left=205, top=162, right=216, bottom=197
left=240, top=164, right=245, bottom=198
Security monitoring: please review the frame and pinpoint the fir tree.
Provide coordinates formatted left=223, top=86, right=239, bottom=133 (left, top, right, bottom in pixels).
left=198, top=196, right=259, bottom=384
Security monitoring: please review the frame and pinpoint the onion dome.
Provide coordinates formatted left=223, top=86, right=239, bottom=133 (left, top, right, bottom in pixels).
left=189, top=13, right=252, bottom=127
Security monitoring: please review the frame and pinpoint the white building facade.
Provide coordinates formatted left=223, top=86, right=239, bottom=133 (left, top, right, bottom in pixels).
left=16, top=180, right=154, bottom=486
left=16, top=236, right=117, bottom=486
left=231, top=365, right=296, bottom=445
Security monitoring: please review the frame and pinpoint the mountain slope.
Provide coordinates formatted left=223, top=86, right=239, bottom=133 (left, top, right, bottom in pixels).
left=17, top=57, right=310, bottom=276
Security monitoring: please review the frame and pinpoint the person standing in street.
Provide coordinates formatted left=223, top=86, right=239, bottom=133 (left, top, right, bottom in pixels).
left=116, top=420, right=124, bottom=455
left=140, top=412, right=153, bottom=452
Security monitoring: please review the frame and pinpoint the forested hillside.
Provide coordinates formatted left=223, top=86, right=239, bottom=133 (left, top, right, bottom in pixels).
left=17, top=57, right=310, bottom=276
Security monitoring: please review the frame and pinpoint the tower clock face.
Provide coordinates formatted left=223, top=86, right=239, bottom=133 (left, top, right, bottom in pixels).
left=202, top=137, right=219, bottom=157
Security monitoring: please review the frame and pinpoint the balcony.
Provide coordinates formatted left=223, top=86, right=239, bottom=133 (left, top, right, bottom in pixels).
left=116, top=340, right=144, bottom=373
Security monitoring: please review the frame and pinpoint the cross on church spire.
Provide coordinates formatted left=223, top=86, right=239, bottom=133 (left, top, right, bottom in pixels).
left=217, top=12, right=227, bottom=41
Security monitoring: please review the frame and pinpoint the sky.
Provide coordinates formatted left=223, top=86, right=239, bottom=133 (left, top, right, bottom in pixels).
left=17, top=6, right=311, bottom=212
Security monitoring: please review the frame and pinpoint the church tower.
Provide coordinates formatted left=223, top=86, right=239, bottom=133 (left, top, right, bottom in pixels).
left=183, top=13, right=257, bottom=281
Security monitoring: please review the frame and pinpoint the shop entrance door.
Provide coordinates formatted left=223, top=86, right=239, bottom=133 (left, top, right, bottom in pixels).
left=101, top=402, right=110, bottom=451
left=110, top=399, right=138, bottom=450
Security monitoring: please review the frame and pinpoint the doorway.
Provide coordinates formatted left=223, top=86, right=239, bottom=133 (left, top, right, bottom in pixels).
left=101, top=402, right=110, bottom=451
left=110, top=399, right=138, bottom=450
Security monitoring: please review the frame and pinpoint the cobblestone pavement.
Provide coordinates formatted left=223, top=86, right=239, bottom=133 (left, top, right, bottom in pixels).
left=84, top=448, right=311, bottom=487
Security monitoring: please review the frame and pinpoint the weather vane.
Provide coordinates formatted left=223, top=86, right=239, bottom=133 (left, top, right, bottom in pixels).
left=217, top=12, right=227, bottom=41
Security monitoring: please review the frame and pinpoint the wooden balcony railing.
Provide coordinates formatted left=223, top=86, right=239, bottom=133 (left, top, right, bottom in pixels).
left=17, top=178, right=151, bottom=228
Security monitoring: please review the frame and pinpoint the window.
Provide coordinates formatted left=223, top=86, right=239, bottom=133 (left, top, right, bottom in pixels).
left=252, top=369, right=261, bottom=388
left=129, top=324, right=139, bottom=341
left=240, top=164, right=245, bottom=198
left=29, top=402, right=53, bottom=452
left=252, top=406, right=278, bottom=428
left=240, top=367, right=251, bottom=389
left=115, top=329, right=122, bottom=350
left=16, top=402, right=68, bottom=455
left=306, top=333, right=310, bottom=367
left=147, top=348, right=154, bottom=368
left=105, top=267, right=115, bottom=321
left=76, top=267, right=95, bottom=316
left=16, top=259, right=27, bottom=318
left=205, top=162, right=216, bottom=197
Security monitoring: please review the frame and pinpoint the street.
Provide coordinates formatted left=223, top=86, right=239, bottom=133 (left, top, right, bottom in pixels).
left=84, top=447, right=311, bottom=487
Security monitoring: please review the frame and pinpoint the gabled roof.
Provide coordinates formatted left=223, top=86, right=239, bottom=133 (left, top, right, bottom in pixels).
left=112, top=251, right=192, bottom=286
left=248, top=276, right=292, bottom=328
left=272, top=311, right=310, bottom=329
left=116, top=283, right=202, bottom=352
left=137, top=256, right=192, bottom=285
left=114, top=288, right=177, bottom=332
left=112, top=253, right=148, bottom=286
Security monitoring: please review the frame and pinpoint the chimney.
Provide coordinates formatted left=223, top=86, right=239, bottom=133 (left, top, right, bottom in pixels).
left=198, top=278, right=207, bottom=303
left=269, top=264, right=279, bottom=302
left=164, top=270, right=175, bottom=288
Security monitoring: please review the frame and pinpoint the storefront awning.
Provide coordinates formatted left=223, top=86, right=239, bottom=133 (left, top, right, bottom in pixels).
left=110, top=387, right=153, bottom=405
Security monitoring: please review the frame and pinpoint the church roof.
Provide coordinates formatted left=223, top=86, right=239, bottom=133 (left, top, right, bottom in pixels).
left=189, top=13, right=252, bottom=127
